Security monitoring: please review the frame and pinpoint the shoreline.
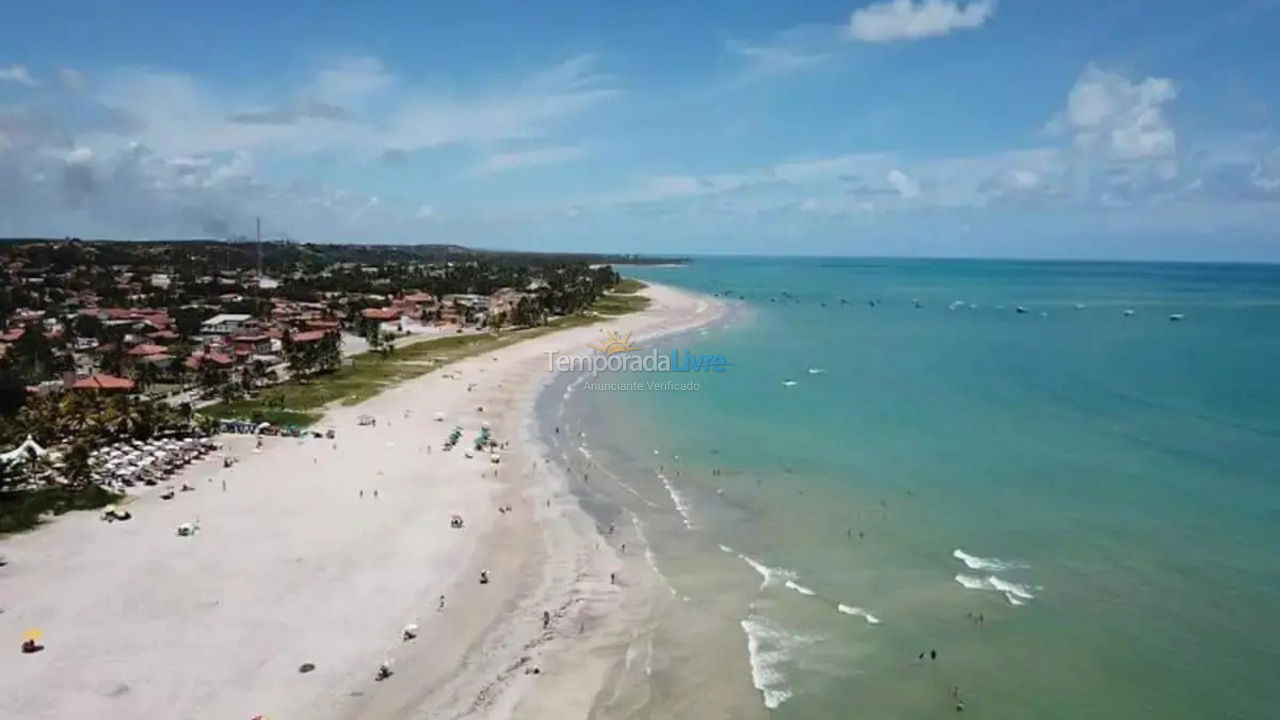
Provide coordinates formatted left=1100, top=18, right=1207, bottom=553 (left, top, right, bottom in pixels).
left=0, top=281, right=728, bottom=720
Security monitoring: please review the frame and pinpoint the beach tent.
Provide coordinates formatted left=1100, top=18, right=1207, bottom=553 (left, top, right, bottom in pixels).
left=0, top=435, right=48, bottom=466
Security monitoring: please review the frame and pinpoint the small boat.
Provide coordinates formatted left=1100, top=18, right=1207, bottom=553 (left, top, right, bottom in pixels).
left=782, top=379, right=797, bottom=387
left=1015, top=306, right=1028, bottom=314
left=1169, top=313, right=1185, bottom=322
left=1123, top=309, right=1135, bottom=317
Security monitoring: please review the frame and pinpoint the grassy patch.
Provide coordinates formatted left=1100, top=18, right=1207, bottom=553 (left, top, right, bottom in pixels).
left=593, top=292, right=651, bottom=315
left=202, top=287, right=651, bottom=427
left=612, top=277, right=647, bottom=294
left=0, top=484, right=123, bottom=536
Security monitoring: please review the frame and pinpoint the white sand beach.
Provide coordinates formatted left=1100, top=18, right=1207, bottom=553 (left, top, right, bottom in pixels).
left=0, top=283, right=726, bottom=720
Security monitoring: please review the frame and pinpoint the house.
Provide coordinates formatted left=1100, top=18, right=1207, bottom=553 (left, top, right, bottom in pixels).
left=230, top=333, right=274, bottom=355
left=200, top=314, right=253, bottom=335
left=488, top=288, right=528, bottom=320
left=439, top=294, right=489, bottom=325
left=184, top=348, right=236, bottom=379
left=125, top=343, right=168, bottom=368
left=361, top=307, right=405, bottom=334
left=290, top=329, right=331, bottom=344
left=124, top=343, right=170, bottom=371
left=68, top=374, right=136, bottom=393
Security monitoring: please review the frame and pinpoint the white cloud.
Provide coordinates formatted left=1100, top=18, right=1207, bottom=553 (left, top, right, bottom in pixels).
left=0, top=64, right=38, bottom=87
left=1051, top=65, right=1178, bottom=160
left=350, top=195, right=380, bottom=220
left=846, top=0, right=996, bottom=43
left=58, top=68, right=86, bottom=92
left=310, top=56, right=393, bottom=106
left=65, top=147, right=95, bottom=165
left=886, top=168, right=920, bottom=198
left=383, top=54, right=616, bottom=153
left=469, top=145, right=586, bottom=176
left=728, top=40, right=830, bottom=77
left=0, top=52, right=618, bottom=241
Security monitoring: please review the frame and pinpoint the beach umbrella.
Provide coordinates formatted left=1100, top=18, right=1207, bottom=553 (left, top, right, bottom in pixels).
left=22, top=628, right=41, bottom=642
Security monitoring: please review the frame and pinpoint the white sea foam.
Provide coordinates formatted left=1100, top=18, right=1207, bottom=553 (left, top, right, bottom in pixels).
left=954, top=573, right=990, bottom=591
left=952, top=548, right=1025, bottom=571
left=738, top=553, right=796, bottom=590
left=989, top=576, right=1035, bottom=601
left=740, top=616, right=814, bottom=710
left=631, top=514, right=672, bottom=591
left=784, top=580, right=816, bottom=596
left=657, top=471, right=694, bottom=529
left=718, top=544, right=734, bottom=554
left=806, top=368, right=825, bottom=375
left=955, top=573, right=1037, bottom=606
left=563, top=372, right=589, bottom=400
left=645, top=632, right=656, bottom=676
left=837, top=604, right=882, bottom=624
left=782, top=379, right=798, bottom=387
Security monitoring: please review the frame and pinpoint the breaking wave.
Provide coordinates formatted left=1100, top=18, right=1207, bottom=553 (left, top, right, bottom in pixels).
left=955, top=573, right=1037, bottom=606
left=837, top=604, right=882, bottom=624
left=740, top=616, right=815, bottom=710
left=953, top=548, right=1026, bottom=571
left=657, top=471, right=694, bottom=529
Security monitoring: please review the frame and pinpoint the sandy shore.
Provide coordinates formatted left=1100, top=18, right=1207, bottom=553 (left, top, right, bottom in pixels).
left=0, top=282, right=725, bottom=720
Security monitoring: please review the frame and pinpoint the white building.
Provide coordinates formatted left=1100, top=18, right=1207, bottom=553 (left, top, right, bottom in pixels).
left=200, top=313, right=253, bottom=335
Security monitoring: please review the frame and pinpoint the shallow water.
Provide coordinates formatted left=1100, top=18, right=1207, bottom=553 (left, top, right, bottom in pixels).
left=548, top=258, right=1280, bottom=719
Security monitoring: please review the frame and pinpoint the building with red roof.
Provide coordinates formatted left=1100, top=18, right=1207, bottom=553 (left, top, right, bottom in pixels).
left=68, top=374, right=135, bottom=393
left=127, top=343, right=168, bottom=357
left=290, top=329, right=330, bottom=343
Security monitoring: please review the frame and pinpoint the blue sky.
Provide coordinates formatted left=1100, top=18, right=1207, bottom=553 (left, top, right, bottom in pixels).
left=2, top=0, right=1280, bottom=260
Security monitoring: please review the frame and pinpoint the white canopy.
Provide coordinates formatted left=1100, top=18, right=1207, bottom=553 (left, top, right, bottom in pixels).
left=0, top=435, right=48, bottom=464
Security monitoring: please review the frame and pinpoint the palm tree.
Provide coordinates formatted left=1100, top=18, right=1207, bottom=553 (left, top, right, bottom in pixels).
left=62, top=441, right=93, bottom=487
left=132, top=361, right=157, bottom=393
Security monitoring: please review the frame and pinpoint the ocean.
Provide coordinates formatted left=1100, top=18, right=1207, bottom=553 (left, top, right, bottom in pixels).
left=541, top=257, right=1280, bottom=719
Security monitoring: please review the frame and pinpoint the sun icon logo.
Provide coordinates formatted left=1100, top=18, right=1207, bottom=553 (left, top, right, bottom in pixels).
left=589, top=329, right=639, bottom=355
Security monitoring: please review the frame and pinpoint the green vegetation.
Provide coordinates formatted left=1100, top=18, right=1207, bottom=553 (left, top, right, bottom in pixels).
left=0, top=484, right=122, bottom=535
left=592, top=292, right=651, bottom=315
left=204, top=284, right=650, bottom=428
left=612, top=277, right=647, bottom=294
left=1, top=391, right=208, bottom=448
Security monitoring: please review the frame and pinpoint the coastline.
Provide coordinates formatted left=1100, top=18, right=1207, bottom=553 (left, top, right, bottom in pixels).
left=0, top=281, right=727, bottom=720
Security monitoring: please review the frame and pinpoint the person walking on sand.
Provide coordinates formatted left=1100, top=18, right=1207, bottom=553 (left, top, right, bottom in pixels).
left=439, top=595, right=445, bottom=611
left=543, top=610, right=551, bottom=630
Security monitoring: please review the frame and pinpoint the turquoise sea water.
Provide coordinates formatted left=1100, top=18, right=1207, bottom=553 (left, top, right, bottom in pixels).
left=547, top=258, right=1280, bottom=719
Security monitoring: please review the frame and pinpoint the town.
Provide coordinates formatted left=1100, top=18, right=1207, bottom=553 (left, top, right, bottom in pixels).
left=0, top=238, right=670, bottom=530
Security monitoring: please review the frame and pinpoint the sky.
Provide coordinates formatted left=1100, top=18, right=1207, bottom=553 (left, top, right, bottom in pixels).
left=2, top=0, right=1280, bottom=261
